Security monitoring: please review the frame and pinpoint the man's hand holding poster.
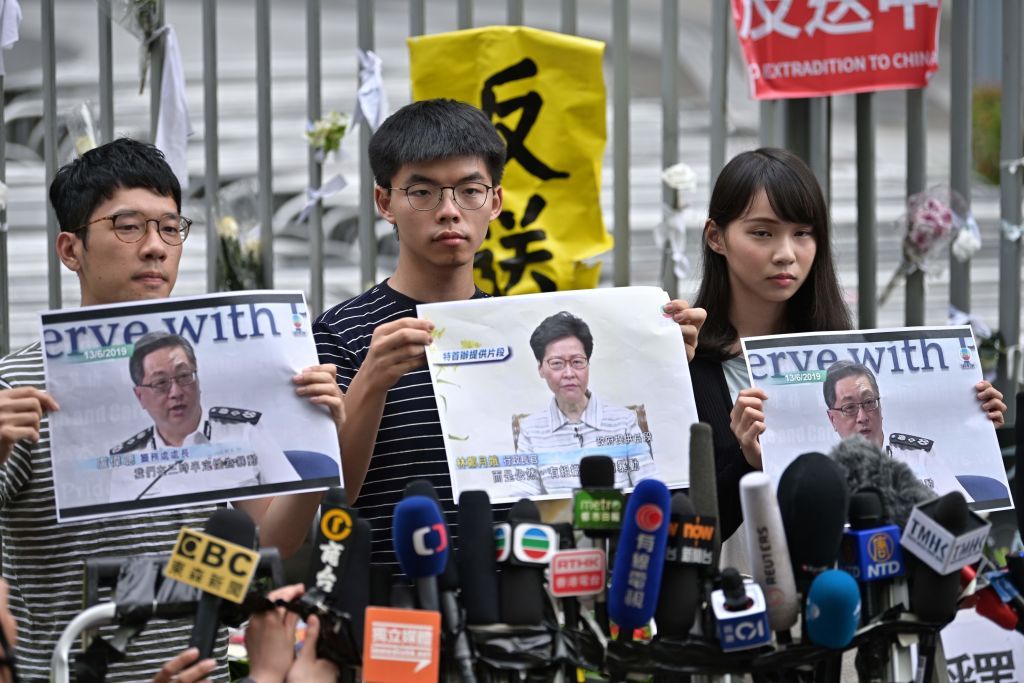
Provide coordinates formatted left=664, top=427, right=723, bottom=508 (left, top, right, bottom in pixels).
left=42, top=291, right=342, bottom=521
left=418, top=286, right=698, bottom=504
left=741, top=326, right=1011, bottom=512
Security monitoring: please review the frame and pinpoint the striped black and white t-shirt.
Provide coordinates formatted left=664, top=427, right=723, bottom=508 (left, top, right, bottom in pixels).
left=314, top=280, right=507, bottom=565
left=0, top=343, right=227, bottom=682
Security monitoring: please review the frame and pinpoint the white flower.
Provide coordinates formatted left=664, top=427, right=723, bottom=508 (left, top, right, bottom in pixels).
left=243, top=237, right=261, bottom=260
left=951, top=225, right=981, bottom=262
left=216, top=215, right=239, bottom=239
left=0, top=181, right=7, bottom=212
left=661, top=163, right=697, bottom=193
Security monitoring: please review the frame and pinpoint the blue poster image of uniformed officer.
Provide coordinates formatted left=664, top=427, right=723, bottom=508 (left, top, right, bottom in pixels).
left=109, top=331, right=299, bottom=500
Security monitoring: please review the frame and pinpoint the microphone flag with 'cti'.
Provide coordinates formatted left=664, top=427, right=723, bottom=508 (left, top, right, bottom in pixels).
left=777, top=452, right=849, bottom=592
left=709, top=567, right=771, bottom=652
left=457, top=490, right=500, bottom=625
left=804, top=569, right=861, bottom=649
left=739, top=471, right=799, bottom=635
left=654, top=492, right=706, bottom=639
left=608, top=478, right=671, bottom=636
left=393, top=495, right=449, bottom=612
left=187, top=507, right=257, bottom=659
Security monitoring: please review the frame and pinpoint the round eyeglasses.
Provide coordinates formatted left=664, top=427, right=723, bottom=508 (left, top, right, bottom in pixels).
left=829, top=397, right=880, bottom=418
left=137, top=370, right=198, bottom=394
left=74, top=211, right=192, bottom=246
left=388, top=182, right=494, bottom=211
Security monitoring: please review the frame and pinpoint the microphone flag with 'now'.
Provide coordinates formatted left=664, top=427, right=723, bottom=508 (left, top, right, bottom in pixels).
left=409, top=26, right=610, bottom=294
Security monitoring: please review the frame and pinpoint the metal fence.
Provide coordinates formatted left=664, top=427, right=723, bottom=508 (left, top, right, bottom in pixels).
left=2, top=0, right=1022, bottom=419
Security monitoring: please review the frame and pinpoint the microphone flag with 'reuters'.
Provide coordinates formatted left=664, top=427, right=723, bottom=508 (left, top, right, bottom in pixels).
left=608, top=478, right=671, bottom=632
left=739, top=471, right=799, bottom=632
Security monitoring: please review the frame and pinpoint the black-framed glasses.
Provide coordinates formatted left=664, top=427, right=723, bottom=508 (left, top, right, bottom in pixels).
left=137, top=370, right=198, bottom=394
left=388, top=182, right=493, bottom=211
left=544, top=357, right=589, bottom=372
left=829, top=397, right=880, bottom=418
left=73, top=211, right=191, bottom=246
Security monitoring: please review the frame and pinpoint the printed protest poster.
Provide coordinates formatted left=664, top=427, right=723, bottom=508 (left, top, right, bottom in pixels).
left=742, top=326, right=1010, bottom=512
left=410, top=25, right=611, bottom=295
left=41, top=291, right=341, bottom=521
left=941, top=608, right=1024, bottom=682
left=418, top=286, right=698, bottom=504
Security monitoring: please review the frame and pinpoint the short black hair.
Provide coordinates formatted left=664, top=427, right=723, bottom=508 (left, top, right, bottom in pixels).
left=529, top=311, right=594, bottom=362
left=822, top=360, right=879, bottom=408
left=368, top=99, right=506, bottom=188
left=130, top=331, right=197, bottom=386
left=49, top=138, right=181, bottom=246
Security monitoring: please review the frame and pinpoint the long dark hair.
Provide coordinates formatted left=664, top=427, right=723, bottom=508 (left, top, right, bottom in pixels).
left=693, top=148, right=851, bottom=360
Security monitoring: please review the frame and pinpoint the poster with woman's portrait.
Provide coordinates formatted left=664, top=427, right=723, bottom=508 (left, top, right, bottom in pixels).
left=418, top=286, right=698, bottom=503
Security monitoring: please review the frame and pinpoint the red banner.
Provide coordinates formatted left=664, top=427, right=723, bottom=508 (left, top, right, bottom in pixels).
left=732, top=0, right=941, bottom=100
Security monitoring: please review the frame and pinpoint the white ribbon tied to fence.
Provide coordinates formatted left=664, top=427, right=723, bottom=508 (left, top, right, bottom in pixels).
left=352, top=49, right=388, bottom=133
left=298, top=173, right=348, bottom=223
left=151, top=25, right=193, bottom=190
left=0, top=0, right=21, bottom=76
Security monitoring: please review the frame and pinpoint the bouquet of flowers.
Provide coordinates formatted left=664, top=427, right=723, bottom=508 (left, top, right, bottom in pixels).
left=102, top=0, right=162, bottom=93
left=305, top=111, right=350, bottom=162
left=879, top=186, right=976, bottom=306
left=656, top=163, right=698, bottom=281
left=215, top=179, right=263, bottom=291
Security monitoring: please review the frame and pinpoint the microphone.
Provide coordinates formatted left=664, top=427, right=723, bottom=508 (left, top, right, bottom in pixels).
left=829, top=435, right=935, bottom=528
left=804, top=569, right=861, bottom=649
left=499, top=499, right=551, bottom=626
left=688, top=423, right=721, bottom=565
left=188, top=507, right=257, bottom=659
left=608, top=479, right=670, bottom=637
left=575, top=455, right=622, bottom=633
left=457, top=490, right=500, bottom=625
left=709, top=567, right=771, bottom=652
left=653, top=492, right=705, bottom=639
left=393, top=495, right=449, bottom=612
left=777, top=452, right=849, bottom=591
left=305, top=488, right=355, bottom=595
left=839, top=487, right=905, bottom=623
left=739, top=472, right=799, bottom=635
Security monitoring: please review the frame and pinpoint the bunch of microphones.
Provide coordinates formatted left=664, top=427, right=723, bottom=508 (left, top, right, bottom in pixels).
left=70, top=418, right=1023, bottom=682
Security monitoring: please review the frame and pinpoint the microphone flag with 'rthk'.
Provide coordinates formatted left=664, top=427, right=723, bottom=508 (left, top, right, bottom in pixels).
left=739, top=471, right=799, bottom=633
left=393, top=495, right=449, bottom=612
left=187, top=507, right=257, bottom=659
left=608, top=479, right=671, bottom=634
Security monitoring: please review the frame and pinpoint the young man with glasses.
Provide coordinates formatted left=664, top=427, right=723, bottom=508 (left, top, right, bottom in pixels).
left=313, top=99, right=506, bottom=564
left=0, top=138, right=340, bottom=680
left=109, top=331, right=299, bottom=501
left=822, top=359, right=1005, bottom=502
left=514, top=311, right=657, bottom=494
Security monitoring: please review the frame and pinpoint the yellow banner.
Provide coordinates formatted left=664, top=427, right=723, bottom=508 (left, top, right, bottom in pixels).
left=409, top=26, right=611, bottom=296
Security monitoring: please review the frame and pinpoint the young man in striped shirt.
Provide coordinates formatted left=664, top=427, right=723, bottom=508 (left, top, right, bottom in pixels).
left=314, top=99, right=507, bottom=564
left=0, top=139, right=342, bottom=681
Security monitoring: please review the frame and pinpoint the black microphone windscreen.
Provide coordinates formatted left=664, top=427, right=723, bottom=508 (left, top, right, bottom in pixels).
left=500, top=565, right=546, bottom=626
left=370, top=565, right=394, bottom=607
left=404, top=479, right=458, bottom=591
left=931, top=491, right=969, bottom=534
left=655, top=494, right=700, bottom=639
left=848, top=488, right=885, bottom=530
left=778, top=452, right=848, bottom=580
left=457, top=490, right=500, bottom=625
left=829, top=435, right=934, bottom=527
left=337, top=518, right=372, bottom=652
left=509, top=498, right=541, bottom=522
left=579, top=455, right=615, bottom=488
left=688, top=422, right=720, bottom=562
left=205, top=507, right=257, bottom=547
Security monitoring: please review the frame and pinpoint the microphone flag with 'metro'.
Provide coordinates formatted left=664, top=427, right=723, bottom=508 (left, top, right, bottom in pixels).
left=457, top=490, right=500, bottom=625
left=739, top=471, right=799, bottom=634
left=777, top=452, right=849, bottom=590
left=188, top=507, right=257, bottom=659
left=654, top=492, right=706, bottom=639
left=393, top=495, right=449, bottom=612
left=574, top=455, right=625, bottom=537
left=608, top=479, right=671, bottom=634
